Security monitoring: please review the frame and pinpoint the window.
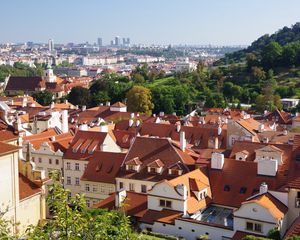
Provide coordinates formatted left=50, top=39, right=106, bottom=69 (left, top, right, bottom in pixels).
left=119, top=182, right=124, bottom=189
left=255, top=223, right=262, bottom=232
left=146, top=227, right=152, bottom=232
left=75, top=163, right=80, bottom=171
left=32, top=157, right=35, bottom=162
left=159, top=199, right=172, bottom=208
left=191, top=229, right=195, bottom=232
left=75, top=177, right=80, bottom=186
left=141, top=185, right=147, bottom=193
left=56, top=159, right=59, bottom=165
left=240, top=187, right=247, bottom=194
left=66, top=176, right=71, bottom=185
left=149, top=167, right=156, bottom=173
left=93, top=185, right=97, bottom=192
left=84, top=164, right=88, bottom=170
left=38, top=158, right=42, bottom=163
left=129, top=183, right=135, bottom=191
left=246, top=221, right=262, bottom=232
left=86, top=200, right=90, bottom=207
left=49, top=159, right=52, bottom=164
left=66, top=162, right=71, bottom=170
left=85, top=184, right=90, bottom=192
left=127, top=165, right=135, bottom=171
left=246, top=222, right=253, bottom=231
left=224, top=185, right=230, bottom=192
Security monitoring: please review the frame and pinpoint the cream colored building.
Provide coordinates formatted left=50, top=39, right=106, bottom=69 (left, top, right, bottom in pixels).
left=0, top=140, right=47, bottom=236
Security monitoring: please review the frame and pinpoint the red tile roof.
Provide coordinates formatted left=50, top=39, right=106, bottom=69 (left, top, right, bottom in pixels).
left=284, top=215, right=300, bottom=239
left=5, top=76, right=44, bottom=92
left=81, top=151, right=126, bottom=184
left=139, top=209, right=182, bottom=225
left=232, top=231, right=265, bottom=240
left=0, top=141, right=20, bottom=156
left=118, top=137, right=195, bottom=182
left=94, top=191, right=147, bottom=218
left=64, top=130, right=108, bottom=160
left=19, top=173, right=41, bottom=200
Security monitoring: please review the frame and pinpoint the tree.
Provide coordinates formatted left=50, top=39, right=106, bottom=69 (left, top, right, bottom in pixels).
left=32, top=90, right=53, bottom=106
left=261, top=41, right=283, bottom=69
left=90, top=91, right=110, bottom=106
left=126, top=86, right=154, bottom=115
left=26, top=172, right=135, bottom=240
left=132, top=73, right=145, bottom=84
left=67, top=87, right=90, bottom=107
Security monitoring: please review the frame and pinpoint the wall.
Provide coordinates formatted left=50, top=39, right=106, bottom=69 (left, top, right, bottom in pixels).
left=116, top=177, right=155, bottom=193
left=234, top=203, right=278, bottom=236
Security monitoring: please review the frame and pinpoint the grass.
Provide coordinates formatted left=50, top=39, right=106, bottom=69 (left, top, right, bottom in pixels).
left=145, top=77, right=175, bottom=88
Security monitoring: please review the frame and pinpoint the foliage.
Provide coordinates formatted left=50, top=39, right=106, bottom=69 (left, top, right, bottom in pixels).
left=0, top=62, right=44, bottom=82
left=32, top=90, right=53, bottom=106
left=243, top=236, right=270, bottom=240
left=26, top=172, right=134, bottom=240
left=67, top=86, right=91, bottom=107
left=126, top=86, right=154, bottom=115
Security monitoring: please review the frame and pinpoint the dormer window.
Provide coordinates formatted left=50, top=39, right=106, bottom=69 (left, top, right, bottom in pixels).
left=125, top=157, right=142, bottom=172
left=168, top=168, right=183, bottom=176
left=147, top=159, right=164, bottom=174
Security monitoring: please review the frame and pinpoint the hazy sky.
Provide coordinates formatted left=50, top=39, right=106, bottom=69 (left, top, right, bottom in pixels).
left=1, top=0, right=300, bottom=45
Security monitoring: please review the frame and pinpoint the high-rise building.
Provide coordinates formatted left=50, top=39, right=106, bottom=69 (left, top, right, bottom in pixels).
left=122, top=38, right=126, bottom=46
left=48, top=39, right=54, bottom=52
left=127, top=38, right=130, bottom=45
left=97, top=37, right=103, bottom=47
left=115, top=36, right=121, bottom=46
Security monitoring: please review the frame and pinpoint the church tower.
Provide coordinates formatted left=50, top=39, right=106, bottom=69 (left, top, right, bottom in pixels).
left=43, top=65, right=57, bottom=83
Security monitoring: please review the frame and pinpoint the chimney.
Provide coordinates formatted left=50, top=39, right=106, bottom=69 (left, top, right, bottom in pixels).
left=129, top=119, right=134, bottom=127
left=115, top=189, right=127, bottom=208
left=130, top=113, right=135, bottom=118
left=172, top=112, right=176, bottom=116
left=218, top=125, right=222, bottom=135
left=50, top=102, right=55, bottom=109
left=211, top=152, right=224, bottom=170
left=50, top=136, right=56, bottom=141
left=263, top=137, right=269, bottom=144
left=106, top=101, right=110, bottom=106
left=258, top=124, right=265, bottom=133
left=61, top=110, right=68, bottom=133
left=159, top=111, right=164, bottom=117
left=136, top=119, right=141, bottom=127
left=82, top=105, right=86, bottom=111
left=214, top=137, right=219, bottom=149
left=180, top=131, right=186, bottom=152
left=283, top=130, right=288, bottom=136
left=64, top=99, right=68, bottom=104
left=259, top=182, right=268, bottom=195
left=176, top=124, right=181, bottom=132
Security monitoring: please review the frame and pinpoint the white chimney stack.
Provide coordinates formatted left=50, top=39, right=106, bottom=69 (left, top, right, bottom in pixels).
left=61, top=110, right=68, bottom=133
left=176, top=124, right=181, bottom=132
left=82, top=105, right=86, bottom=111
left=79, top=124, right=88, bottom=131
left=259, top=182, right=268, bottom=195
left=180, top=131, right=186, bottom=152
left=136, top=119, right=141, bottom=127
left=211, top=152, right=224, bottom=170
left=129, top=119, right=134, bottom=127
left=218, top=126, right=222, bottom=135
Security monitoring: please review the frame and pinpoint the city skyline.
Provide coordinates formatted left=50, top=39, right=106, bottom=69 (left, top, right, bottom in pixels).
left=1, top=0, right=300, bottom=45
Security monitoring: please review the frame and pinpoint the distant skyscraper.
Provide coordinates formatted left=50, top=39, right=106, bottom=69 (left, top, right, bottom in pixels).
left=122, top=38, right=126, bottom=46
left=127, top=38, right=130, bottom=45
left=115, top=36, right=121, bottom=46
left=97, top=37, right=102, bottom=47
left=110, top=40, right=114, bottom=46
left=48, top=39, right=54, bottom=52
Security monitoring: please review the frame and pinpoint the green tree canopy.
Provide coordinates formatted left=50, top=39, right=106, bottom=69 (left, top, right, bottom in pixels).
left=126, top=86, right=154, bottom=115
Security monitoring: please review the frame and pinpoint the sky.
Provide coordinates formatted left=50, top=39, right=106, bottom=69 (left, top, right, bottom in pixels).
left=1, top=0, right=300, bottom=46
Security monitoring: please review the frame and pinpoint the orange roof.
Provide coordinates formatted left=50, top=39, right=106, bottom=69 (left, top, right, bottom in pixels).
left=140, top=209, right=182, bottom=225
left=0, top=141, right=20, bottom=156
left=19, top=174, right=41, bottom=200
left=243, top=193, right=288, bottom=219
left=284, top=215, right=300, bottom=239
left=94, top=191, right=147, bottom=218
left=232, top=231, right=265, bottom=240
left=111, top=101, right=126, bottom=108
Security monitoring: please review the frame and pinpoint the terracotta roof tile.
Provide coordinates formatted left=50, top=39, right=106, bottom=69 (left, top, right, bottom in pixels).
left=19, top=173, right=41, bottom=200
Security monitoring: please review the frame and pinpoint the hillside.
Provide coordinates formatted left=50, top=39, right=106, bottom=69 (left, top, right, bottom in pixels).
left=216, top=22, right=300, bottom=65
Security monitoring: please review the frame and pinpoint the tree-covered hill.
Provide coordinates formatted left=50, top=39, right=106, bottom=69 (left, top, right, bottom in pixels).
left=216, top=22, right=300, bottom=65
